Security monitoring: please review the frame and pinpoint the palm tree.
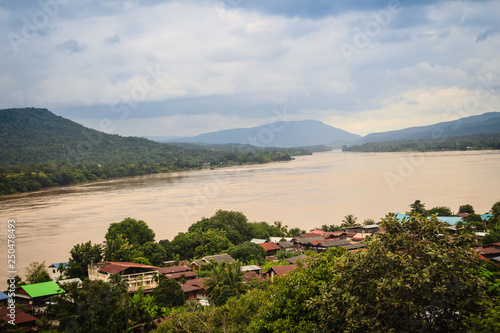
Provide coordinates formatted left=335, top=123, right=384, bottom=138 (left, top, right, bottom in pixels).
left=203, top=261, right=247, bottom=306
left=274, top=221, right=288, bottom=236
left=342, top=214, right=358, bottom=227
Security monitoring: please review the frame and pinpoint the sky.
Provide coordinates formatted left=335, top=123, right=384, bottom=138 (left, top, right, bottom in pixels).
left=1, top=0, right=499, bottom=137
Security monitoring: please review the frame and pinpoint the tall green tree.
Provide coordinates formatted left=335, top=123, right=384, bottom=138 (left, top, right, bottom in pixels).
left=204, top=261, right=247, bottom=306
left=66, top=241, right=103, bottom=280
left=228, top=241, right=266, bottom=264
left=459, top=204, right=475, bottom=214
left=103, top=235, right=136, bottom=262
left=195, top=229, right=234, bottom=258
left=427, top=206, right=453, bottom=216
left=138, top=241, right=167, bottom=266
left=25, top=261, right=51, bottom=284
left=105, top=217, right=155, bottom=248
left=341, top=214, right=358, bottom=227
left=188, top=210, right=251, bottom=245
left=152, top=276, right=185, bottom=308
left=306, top=213, right=485, bottom=332
left=409, top=199, right=426, bottom=214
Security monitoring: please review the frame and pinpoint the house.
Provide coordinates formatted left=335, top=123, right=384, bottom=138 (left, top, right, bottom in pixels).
left=269, top=236, right=292, bottom=243
left=362, top=224, right=380, bottom=234
left=292, top=236, right=326, bottom=251
left=308, top=239, right=351, bottom=252
left=241, top=265, right=262, bottom=273
left=14, top=281, right=65, bottom=314
left=259, top=242, right=281, bottom=256
left=243, top=271, right=265, bottom=283
left=57, top=277, right=83, bottom=288
left=48, top=262, right=68, bottom=280
left=190, top=254, right=235, bottom=272
left=344, top=226, right=364, bottom=234
left=285, top=254, right=308, bottom=264
left=322, top=231, right=346, bottom=240
left=250, top=239, right=266, bottom=244
left=351, top=233, right=368, bottom=242
left=437, top=216, right=463, bottom=226
left=278, top=241, right=295, bottom=252
left=181, top=277, right=209, bottom=304
left=157, top=265, right=197, bottom=281
left=0, top=307, right=38, bottom=332
left=88, top=261, right=159, bottom=292
left=343, top=243, right=367, bottom=251
left=263, top=263, right=309, bottom=281
left=474, top=243, right=500, bottom=259
left=0, top=291, right=9, bottom=307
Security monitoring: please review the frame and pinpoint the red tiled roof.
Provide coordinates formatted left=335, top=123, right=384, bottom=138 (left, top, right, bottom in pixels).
left=242, top=271, right=265, bottom=282
left=157, top=266, right=191, bottom=274
left=260, top=242, right=281, bottom=251
left=0, top=307, right=37, bottom=325
left=270, top=264, right=298, bottom=276
left=308, top=230, right=325, bottom=234
left=98, top=262, right=157, bottom=274
left=165, top=271, right=197, bottom=279
left=180, top=277, right=209, bottom=293
left=474, top=247, right=500, bottom=254
left=300, top=232, right=324, bottom=238
left=309, top=240, right=324, bottom=246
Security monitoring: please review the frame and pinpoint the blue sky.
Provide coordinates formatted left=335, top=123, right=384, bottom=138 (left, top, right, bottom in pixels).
left=1, top=0, right=499, bottom=137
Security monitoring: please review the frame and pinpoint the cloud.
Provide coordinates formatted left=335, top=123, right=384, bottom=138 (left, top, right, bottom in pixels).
left=104, top=34, right=121, bottom=44
left=476, top=25, right=500, bottom=42
left=56, top=39, right=87, bottom=53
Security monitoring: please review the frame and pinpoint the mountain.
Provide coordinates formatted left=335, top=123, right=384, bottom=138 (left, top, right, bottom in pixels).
left=357, top=112, right=500, bottom=144
left=169, top=120, right=361, bottom=148
left=0, top=108, right=250, bottom=167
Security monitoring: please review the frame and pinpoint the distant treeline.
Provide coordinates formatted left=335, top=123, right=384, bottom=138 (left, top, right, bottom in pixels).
left=0, top=151, right=295, bottom=195
left=343, top=133, right=500, bottom=152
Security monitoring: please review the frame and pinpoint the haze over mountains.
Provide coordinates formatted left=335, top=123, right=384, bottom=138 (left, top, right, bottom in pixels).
left=148, top=112, right=500, bottom=148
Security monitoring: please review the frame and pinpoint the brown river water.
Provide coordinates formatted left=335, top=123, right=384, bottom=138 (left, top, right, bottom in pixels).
left=1, top=150, right=499, bottom=286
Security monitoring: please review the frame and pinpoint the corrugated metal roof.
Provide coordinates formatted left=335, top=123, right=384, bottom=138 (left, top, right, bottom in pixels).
left=260, top=242, right=281, bottom=251
left=0, top=291, right=9, bottom=300
left=278, top=241, right=294, bottom=248
left=165, top=271, right=197, bottom=279
left=157, top=266, right=191, bottom=274
left=295, top=236, right=325, bottom=244
left=20, top=281, right=65, bottom=298
left=316, top=239, right=351, bottom=247
left=437, top=216, right=463, bottom=225
left=250, top=239, right=266, bottom=244
left=202, top=253, right=235, bottom=264
left=241, top=265, right=262, bottom=272
left=0, top=307, right=38, bottom=325
left=269, top=264, right=298, bottom=276
left=286, top=255, right=307, bottom=264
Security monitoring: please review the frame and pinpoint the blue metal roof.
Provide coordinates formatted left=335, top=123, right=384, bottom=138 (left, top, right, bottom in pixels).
left=481, top=214, right=493, bottom=221
left=437, top=216, right=463, bottom=225
left=0, top=291, right=9, bottom=300
left=394, top=212, right=409, bottom=221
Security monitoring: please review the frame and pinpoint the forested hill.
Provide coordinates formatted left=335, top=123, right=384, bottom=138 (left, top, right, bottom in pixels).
left=0, top=108, right=310, bottom=167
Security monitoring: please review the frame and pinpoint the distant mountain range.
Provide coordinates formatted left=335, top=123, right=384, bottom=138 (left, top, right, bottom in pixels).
left=155, top=120, right=361, bottom=148
left=357, top=112, right=500, bottom=144
left=147, top=112, right=500, bottom=148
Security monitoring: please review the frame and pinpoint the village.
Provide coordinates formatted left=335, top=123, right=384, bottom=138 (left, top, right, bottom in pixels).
left=2, top=209, right=499, bottom=332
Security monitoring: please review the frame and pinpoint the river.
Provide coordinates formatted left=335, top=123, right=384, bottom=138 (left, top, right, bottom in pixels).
left=1, top=149, right=499, bottom=285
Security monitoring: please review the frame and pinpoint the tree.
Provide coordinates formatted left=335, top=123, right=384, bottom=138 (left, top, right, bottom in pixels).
left=204, top=261, right=247, bottom=306
left=170, top=232, right=199, bottom=260
left=152, top=276, right=185, bottom=308
left=228, top=241, right=266, bottom=264
left=427, top=206, right=453, bottom=216
left=188, top=210, right=251, bottom=245
left=25, top=261, right=51, bottom=284
left=306, top=213, right=485, bottom=332
left=288, top=227, right=305, bottom=237
left=105, top=217, right=155, bottom=248
left=104, top=235, right=136, bottom=262
left=363, top=218, right=376, bottom=226
left=138, top=241, right=167, bottom=266
left=195, top=229, right=233, bottom=258
left=491, top=201, right=500, bottom=223
left=273, top=221, right=288, bottom=236
left=409, top=199, right=426, bottom=214
left=66, top=241, right=103, bottom=280
left=459, top=204, right=475, bottom=214
left=341, top=214, right=358, bottom=227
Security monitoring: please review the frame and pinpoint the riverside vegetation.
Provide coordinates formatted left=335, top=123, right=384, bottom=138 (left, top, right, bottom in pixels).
left=5, top=200, right=500, bottom=332
left=0, top=108, right=328, bottom=195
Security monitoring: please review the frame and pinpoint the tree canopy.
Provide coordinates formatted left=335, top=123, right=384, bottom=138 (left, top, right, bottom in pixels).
left=105, top=217, right=155, bottom=248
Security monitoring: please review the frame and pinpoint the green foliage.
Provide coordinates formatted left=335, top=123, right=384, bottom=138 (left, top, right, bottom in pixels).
left=306, top=214, right=485, bottom=332
left=227, top=241, right=266, bottom=264
left=463, top=299, right=500, bottom=333
left=105, top=217, right=155, bottom=248
left=0, top=108, right=311, bottom=195
left=139, top=241, right=168, bottom=266
left=195, top=229, right=234, bottom=258
left=66, top=241, right=103, bottom=280
left=204, top=261, right=247, bottom=306
left=491, top=200, right=500, bottom=223
left=46, top=280, right=130, bottom=332
left=341, top=214, right=358, bottom=227
left=25, top=261, right=52, bottom=284
left=189, top=210, right=251, bottom=245
left=170, top=232, right=198, bottom=260
left=459, top=203, right=475, bottom=214
left=152, top=276, right=185, bottom=308
left=343, top=133, right=500, bottom=152
left=427, top=205, right=453, bottom=216
left=409, top=199, right=426, bottom=214
left=287, top=227, right=305, bottom=237
left=104, top=235, right=136, bottom=262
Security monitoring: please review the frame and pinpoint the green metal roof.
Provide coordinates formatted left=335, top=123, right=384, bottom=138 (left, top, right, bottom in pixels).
left=21, top=281, right=65, bottom=298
